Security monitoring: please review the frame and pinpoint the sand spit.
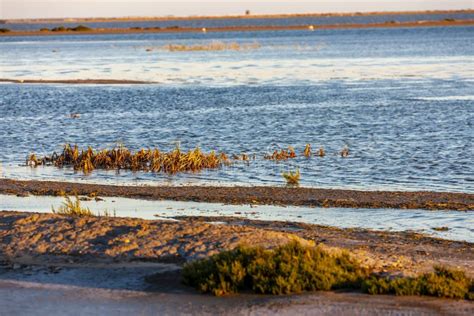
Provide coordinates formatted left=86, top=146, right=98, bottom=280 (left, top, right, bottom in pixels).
left=0, top=79, right=155, bottom=85
left=1, top=20, right=473, bottom=37
left=1, top=211, right=472, bottom=277
left=1, top=179, right=473, bottom=211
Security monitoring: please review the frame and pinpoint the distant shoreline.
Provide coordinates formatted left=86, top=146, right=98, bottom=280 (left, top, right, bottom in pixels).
left=1, top=19, right=473, bottom=37
left=3, top=9, right=473, bottom=24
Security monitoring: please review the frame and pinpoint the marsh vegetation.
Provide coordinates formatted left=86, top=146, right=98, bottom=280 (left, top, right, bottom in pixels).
left=182, top=242, right=474, bottom=299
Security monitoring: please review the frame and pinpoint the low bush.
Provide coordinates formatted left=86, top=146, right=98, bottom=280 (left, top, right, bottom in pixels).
left=181, top=242, right=474, bottom=299
left=182, top=242, right=368, bottom=296
left=51, top=26, right=66, bottom=32
left=362, top=266, right=473, bottom=300
left=69, top=25, right=92, bottom=32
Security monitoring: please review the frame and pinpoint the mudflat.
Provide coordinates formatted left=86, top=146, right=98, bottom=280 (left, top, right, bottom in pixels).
left=1, top=179, right=473, bottom=211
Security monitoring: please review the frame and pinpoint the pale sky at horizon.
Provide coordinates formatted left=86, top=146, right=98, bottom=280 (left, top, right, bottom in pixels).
left=1, top=0, right=472, bottom=20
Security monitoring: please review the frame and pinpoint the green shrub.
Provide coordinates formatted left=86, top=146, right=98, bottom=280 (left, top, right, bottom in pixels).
left=181, top=242, right=474, bottom=299
left=182, top=242, right=368, bottom=296
left=68, top=25, right=92, bottom=32
left=362, top=266, right=473, bottom=299
left=51, top=26, right=66, bottom=32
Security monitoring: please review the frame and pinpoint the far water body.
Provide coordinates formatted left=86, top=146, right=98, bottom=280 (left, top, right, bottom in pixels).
left=0, top=26, right=473, bottom=193
left=4, top=12, right=473, bottom=31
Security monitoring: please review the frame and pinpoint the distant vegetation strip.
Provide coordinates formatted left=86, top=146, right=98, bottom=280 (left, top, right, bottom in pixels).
left=1, top=19, right=473, bottom=36
left=3, top=9, right=473, bottom=24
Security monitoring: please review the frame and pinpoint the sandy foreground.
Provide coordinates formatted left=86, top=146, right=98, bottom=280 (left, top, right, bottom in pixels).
left=0, top=210, right=473, bottom=314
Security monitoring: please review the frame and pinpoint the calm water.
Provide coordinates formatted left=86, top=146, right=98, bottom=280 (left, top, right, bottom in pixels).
left=0, top=26, right=473, bottom=192
left=4, top=12, right=474, bottom=31
left=1, top=195, right=473, bottom=242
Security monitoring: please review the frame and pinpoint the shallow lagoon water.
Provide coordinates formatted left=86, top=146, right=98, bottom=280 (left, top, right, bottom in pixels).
left=0, top=26, right=473, bottom=192
left=1, top=194, right=472, bottom=242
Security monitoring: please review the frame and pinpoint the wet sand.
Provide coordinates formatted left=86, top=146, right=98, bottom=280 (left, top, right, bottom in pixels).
left=1, top=179, right=473, bottom=211
left=1, top=267, right=472, bottom=315
left=1, top=19, right=473, bottom=37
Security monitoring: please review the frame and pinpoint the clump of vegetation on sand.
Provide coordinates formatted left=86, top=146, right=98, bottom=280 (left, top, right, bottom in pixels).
left=181, top=242, right=474, bottom=299
left=50, top=25, right=92, bottom=32
left=164, top=41, right=261, bottom=52
left=182, top=242, right=369, bottom=296
left=52, top=194, right=114, bottom=217
left=52, top=194, right=93, bottom=217
left=362, top=266, right=473, bottom=300
left=28, top=143, right=230, bottom=174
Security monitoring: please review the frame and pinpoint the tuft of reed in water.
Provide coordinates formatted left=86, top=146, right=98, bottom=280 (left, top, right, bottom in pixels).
left=28, top=143, right=230, bottom=175
left=304, top=144, right=311, bottom=158
left=282, top=169, right=300, bottom=186
left=264, top=146, right=297, bottom=161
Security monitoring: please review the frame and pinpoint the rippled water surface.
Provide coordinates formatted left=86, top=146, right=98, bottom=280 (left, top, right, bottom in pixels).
left=0, top=26, right=473, bottom=192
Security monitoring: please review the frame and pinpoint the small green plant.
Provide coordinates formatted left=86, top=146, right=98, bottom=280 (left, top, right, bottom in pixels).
left=52, top=194, right=93, bottom=217
left=282, top=169, right=300, bottom=186
left=182, top=242, right=368, bottom=296
left=362, top=266, right=473, bottom=300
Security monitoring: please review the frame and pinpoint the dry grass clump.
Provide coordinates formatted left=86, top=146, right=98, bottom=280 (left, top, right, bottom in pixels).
left=282, top=169, right=300, bottom=186
left=181, top=242, right=474, bottom=299
left=182, top=242, right=368, bottom=296
left=52, top=194, right=93, bottom=217
left=28, top=143, right=230, bottom=174
left=164, top=41, right=260, bottom=52
left=52, top=194, right=115, bottom=217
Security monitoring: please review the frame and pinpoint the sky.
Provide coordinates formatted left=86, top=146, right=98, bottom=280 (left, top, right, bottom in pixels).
left=1, top=0, right=472, bottom=19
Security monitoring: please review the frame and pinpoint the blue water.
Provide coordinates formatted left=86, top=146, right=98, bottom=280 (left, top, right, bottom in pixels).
left=3, top=12, right=473, bottom=31
left=0, top=26, right=473, bottom=192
